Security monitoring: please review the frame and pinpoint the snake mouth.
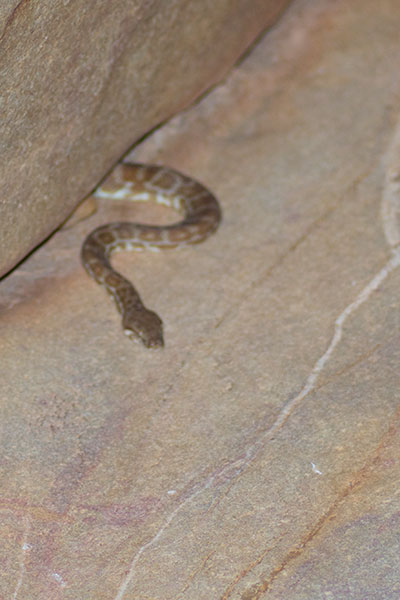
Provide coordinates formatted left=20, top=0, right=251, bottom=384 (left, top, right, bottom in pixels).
left=123, top=328, right=164, bottom=349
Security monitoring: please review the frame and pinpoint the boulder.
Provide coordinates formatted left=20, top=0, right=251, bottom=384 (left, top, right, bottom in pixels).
left=0, top=0, right=292, bottom=276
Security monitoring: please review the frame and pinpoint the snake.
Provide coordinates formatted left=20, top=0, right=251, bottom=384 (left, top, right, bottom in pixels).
left=81, top=163, right=221, bottom=348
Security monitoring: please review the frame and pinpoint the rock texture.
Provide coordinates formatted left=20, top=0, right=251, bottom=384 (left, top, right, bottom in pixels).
left=0, top=0, right=291, bottom=277
left=2, top=0, right=400, bottom=598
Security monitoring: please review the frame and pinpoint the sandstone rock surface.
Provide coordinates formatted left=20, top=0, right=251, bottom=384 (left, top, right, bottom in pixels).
left=1, top=0, right=400, bottom=598
left=0, top=0, right=291, bottom=277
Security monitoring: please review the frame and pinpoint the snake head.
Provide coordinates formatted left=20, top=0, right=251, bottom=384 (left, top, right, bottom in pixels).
left=123, top=309, right=164, bottom=348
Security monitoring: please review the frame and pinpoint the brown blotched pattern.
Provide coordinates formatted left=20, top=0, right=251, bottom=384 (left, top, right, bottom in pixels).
left=81, top=163, right=221, bottom=348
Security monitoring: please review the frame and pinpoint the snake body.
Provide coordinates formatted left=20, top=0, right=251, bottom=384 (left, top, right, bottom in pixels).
left=81, top=163, right=221, bottom=348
